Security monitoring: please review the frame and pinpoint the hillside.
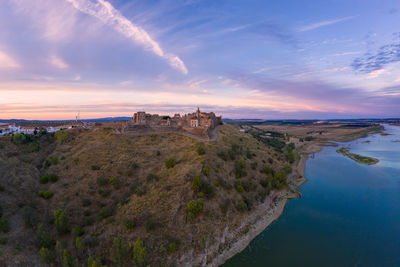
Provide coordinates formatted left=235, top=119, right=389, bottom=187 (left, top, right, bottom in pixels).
left=0, top=125, right=298, bottom=266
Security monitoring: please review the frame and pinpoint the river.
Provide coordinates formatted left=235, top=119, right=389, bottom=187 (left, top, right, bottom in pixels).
left=223, top=124, right=400, bottom=267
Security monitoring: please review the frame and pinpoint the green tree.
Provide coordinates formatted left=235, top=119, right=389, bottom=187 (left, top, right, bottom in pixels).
left=55, top=130, right=68, bottom=144
left=13, top=133, right=26, bottom=144
left=132, top=237, right=146, bottom=267
left=110, top=237, right=128, bottom=267
left=202, top=165, right=210, bottom=176
left=54, top=209, right=69, bottom=234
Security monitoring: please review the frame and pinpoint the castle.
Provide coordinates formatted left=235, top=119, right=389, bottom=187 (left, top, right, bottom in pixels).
left=126, top=108, right=222, bottom=138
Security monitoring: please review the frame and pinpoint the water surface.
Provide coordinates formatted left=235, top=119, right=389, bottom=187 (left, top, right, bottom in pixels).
left=223, top=124, right=400, bottom=267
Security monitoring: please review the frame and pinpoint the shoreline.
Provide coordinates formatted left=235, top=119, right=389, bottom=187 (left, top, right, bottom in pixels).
left=211, top=142, right=322, bottom=266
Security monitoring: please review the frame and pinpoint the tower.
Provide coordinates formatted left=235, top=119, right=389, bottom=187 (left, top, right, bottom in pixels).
left=196, top=107, right=200, bottom=118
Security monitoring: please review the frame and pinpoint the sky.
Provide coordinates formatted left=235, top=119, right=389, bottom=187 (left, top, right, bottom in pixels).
left=0, top=0, right=399, bottom=120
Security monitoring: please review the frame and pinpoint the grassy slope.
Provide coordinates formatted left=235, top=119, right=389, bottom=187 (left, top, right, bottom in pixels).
left=0, top=125, right=292, bottom=266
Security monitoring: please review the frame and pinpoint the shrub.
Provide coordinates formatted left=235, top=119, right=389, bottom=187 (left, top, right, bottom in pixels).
left=100, top=206, right=114, bottom=219
left=168, top=242, right=177, bottom=253
left=38, top=190, right=54, bottom=199
left=132, top=237, right=146, bottom=267
left=0, top=237, right=7, bottom=245
left=216, top=177, right=232, bottom=190
left=110, top=237, right=128, bottom=267
left=13, top=133, right=27, bottom=144
left=54, top=209, right=69, bottom=234
left=197, top=145, right=206, bottom=155
left=91, top=165, right=100, bottom=171
left=191, top=175, right=203, bottom=192
left=235, top=200, right=247, bottom=212
left=40, top=247, right=53, bottom=263
left=165, top=157, right=177, bottom=169
left=234, top=159, right=247, bottom=178
left=305, top=136, right=313, bottom=141
left=0, top=216, right=10, bottom=233
left=202, top=165, right=210, bottom=177
left=22, top=206, right=37, bottom=228
left=123, top=218, right=136, bottom=230
left=0, top=206, right=2, bottom=217
left=145, top=218, right=156, bottom=232
left=40, top=176, right=49, bottom=184
left=217, top=150, right=228, bottom=161
left=51, top=156, right=58, bottom=165
left=82, top=198, right=91, bottom=207
left=44, top=160, right=51, bottom=169
left=0, top=185, right=4, bottom=192
left=49, top=174, right=59, bottom=183
left=219, top=199, right=230, bottom=214
left=109, top=177, right=118, bottom=186
left=37, top=223, right=53, bottom=248
left=97, top=176, right=108, bottom=186
left=186, top=200, right=204, bottom=219
left=72, top=226, right=84, bottom=238
left=54, top=130, right=68, bottom=144
left=268, top=157, right=273, bottom=164
left=246, top=149, right=253, bottom=159
left=146, top=174, right=159, bottom=183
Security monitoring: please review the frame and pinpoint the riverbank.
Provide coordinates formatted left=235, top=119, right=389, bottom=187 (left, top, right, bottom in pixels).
left=211, top=142, right=323, bottom=266
left=215, top=125, right=383, bottom=266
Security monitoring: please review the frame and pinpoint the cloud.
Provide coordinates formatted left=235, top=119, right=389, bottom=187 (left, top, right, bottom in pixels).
left=367, top=69, right=385, bottom=79
left=49, top=55, right=69, bottom=69
left=65, top=0, right=188, bottom=74
left=0, top=50, right=20, bottom=69
left=298, top=16, right=357, bottom=32
left=351, top=33, right=400, bottom=73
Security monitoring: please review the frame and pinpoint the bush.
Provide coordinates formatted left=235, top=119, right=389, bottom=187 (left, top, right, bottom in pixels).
left=54, top=209, right=69, bottom=234
left=91, top=165, right=100, bottom=171
left=186, top=200, right=204, bottom=219
left=82, top=199, right=91, bottom=207
left=197, top=145, right=206, bottom=155
left=235, top=200, right=247, bottom=212
left=0, top=206, right=2, bottom=217
left=191, top=175, right=213, bottom=198
left=49, top=174, right=59, bottom=183
left=123, top=218, right=136, bottom=230
left=38, top=190, right=54, bottom=199
left=132, top=237, right=146, bottom=267
left=168, top=242, right=177, bottom=253
left=0, top=216, right=10, bottom=233
left=109, top=177, right=118, bottom=186
left=40, top=247, right=53, bottom=263
left=202, top=165, right=210, bottom=176
left=97, top=176, right=108, bottom=186
left=100, top=206, right=114, bottom=219
left=219, top=199, right=230, bottom=214
left=305, top=136, right=313, bottom=141
left=72, top=226, right=84, bottom=238
left=44, top=160, right=51, bottom=169
left=145, top=218, right=156, bottom=232
left=0, top=237, right=7, bottom=245
left=22, top=206, right=37, bottom=228
left=40, top=176, right=49, bottom=184
left=13, top=133, right=27, bottom=144
left=250, top=162, right=258, bottom=170
left=37, top=223, right=53, bottom=248
left=54, top=130, right=68, bottom=144
left=110, top=237, right=128, bottom=267
left=165, top=158, right=177, bottom=169
left=191, top=174, right=203, bottom=192
left=146, top=174, right=159, bottom=183
left=51, top=156, right=58, bottom=165
left=217, top=150, right=228, bottom=161
left=234, top=159, right=247, bottom=178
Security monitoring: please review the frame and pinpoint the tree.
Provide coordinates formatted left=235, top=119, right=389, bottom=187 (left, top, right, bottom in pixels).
left=0, top=216, right=10, bottom=233
left=132, top=237, right=146, bottom=267
left=40, top=247, right=53, bottom=263
left=55, top=130, right=68, bottom=144
left=110, top=237, right=128, bottom=267
left=13, top=133, right=26, bottom=144
left=54, top=209, right=69, bottom=234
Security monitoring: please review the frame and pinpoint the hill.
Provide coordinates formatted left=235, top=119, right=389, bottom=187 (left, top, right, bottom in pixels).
left=0, top=125, right=299, bottom=266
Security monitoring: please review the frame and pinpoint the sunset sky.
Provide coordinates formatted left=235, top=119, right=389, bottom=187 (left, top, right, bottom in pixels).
left=0, top=0, right=399, bottom=120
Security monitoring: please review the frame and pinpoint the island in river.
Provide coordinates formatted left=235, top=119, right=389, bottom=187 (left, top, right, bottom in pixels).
left=336, top=147, right=379, bottom=165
